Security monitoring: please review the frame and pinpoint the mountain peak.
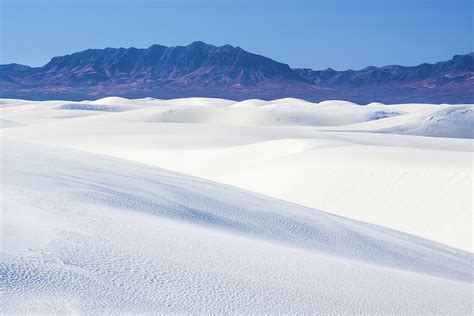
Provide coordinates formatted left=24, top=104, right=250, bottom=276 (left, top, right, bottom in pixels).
left=188, top=40, right=208, bottom=47
left=148, top=44, right=167, bottom=50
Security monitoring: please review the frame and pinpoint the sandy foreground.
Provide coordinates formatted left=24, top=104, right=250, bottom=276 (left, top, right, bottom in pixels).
left=1, top=97, right=472, bottom=313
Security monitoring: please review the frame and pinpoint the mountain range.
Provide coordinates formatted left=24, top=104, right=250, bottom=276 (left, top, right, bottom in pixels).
left=1, top=41, right=472, bottom=103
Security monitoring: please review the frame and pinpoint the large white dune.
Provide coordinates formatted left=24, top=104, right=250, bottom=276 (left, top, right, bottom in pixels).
left=1, top=97, right=472, bottom=250
left=1, top=140, right=472, bottom=314
left=1, top=97, right=473, bottom=313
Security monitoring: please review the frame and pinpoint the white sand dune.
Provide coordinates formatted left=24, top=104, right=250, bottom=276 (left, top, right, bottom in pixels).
left=342, top=103, right=474, bottom=138
left=378, top=106, right=474, bottom=138
left=88, top=96, right=158, bottom=105
left=84, top=98, right=403, bottom=126
left=1, top=97, right=473, bottom=313
left=1, top=140, right=471, bottom=314
left=2, top=97, right=472, bottom=250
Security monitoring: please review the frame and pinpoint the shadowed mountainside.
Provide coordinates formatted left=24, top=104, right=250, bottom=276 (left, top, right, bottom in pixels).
left=0, top=42, right=472, bottom=103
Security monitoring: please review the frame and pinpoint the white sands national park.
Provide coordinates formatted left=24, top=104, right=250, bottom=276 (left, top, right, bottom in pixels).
left=1, top=97, right=473, bottom=313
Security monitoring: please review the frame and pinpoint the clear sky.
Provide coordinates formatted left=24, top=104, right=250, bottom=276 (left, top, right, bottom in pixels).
left=0, top=0, right=472, bottom=70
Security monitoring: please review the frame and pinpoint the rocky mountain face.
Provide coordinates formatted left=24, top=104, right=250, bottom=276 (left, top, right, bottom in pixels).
left=294, top=53, right=473, bottom=103
left=0, top=42, right=472, bottom=103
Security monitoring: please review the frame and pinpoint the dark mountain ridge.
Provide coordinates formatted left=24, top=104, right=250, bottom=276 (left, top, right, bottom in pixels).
left=1, top=42, right=472, bottom=103
left=294, top=53, right=473, bottom=87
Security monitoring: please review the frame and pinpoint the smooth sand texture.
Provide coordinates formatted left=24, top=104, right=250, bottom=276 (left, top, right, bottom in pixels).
left=1, top=97, right=472, bottom=313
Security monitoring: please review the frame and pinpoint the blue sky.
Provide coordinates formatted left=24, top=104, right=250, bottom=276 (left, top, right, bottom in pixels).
left=0, top=0, right=472, bottom=70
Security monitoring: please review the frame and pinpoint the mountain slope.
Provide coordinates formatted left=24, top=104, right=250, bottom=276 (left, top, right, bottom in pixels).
left=37, top=41, right=304, bottom=86
left=0, top=42, right=311, bottom=100
left=0, top=42, right=472, bottom=103
left=294, top=53, right=473, bottom=87
left=294, top=53, right=474, bottom=103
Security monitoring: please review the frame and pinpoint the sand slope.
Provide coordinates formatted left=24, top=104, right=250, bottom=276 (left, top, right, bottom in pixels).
left=2, top=97, right=472, bottom=250
left=1, top=140, right=471, bottom=314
